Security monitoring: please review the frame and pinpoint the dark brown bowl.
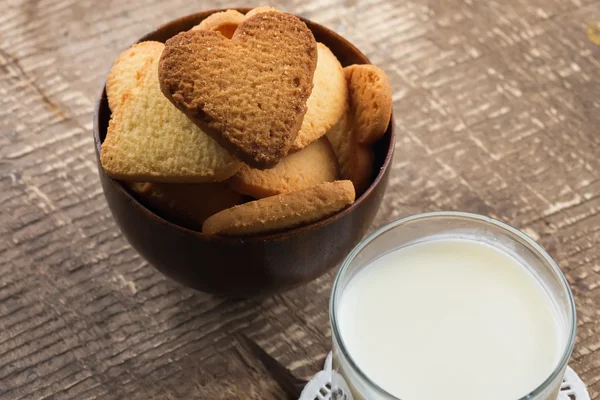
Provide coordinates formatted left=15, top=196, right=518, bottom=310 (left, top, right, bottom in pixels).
left=93, top=8, right=396, bottom=298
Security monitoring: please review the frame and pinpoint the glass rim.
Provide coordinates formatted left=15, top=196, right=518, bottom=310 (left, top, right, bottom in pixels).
left=329, top=211, right=577, bottom=400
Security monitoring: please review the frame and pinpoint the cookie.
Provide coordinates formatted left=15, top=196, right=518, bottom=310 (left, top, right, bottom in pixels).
left=326, top=112, right=374, bottom=195
left=101, top=54, right=241, bottom=182
left=245, top=6, right=282, bottom=19
left=344, top=64, right=392, bottom=145
left=128, top=182, right=243, bottom=230
left=159, top=12, right=318, bottom=168
left=191, top=10, right=245, bottom=39
left=203, top=180, right=355, bottom=236
left=191, top=7, right=282, bottom=36
left=191, top=10, right=346, bottom=152
left=228, top=137, right=339, bottom=198
left=344, top=141, right=374, bottom=195
left=106, top=41, right=163, bottom=113
left=291, top=43, right=348, bottom=151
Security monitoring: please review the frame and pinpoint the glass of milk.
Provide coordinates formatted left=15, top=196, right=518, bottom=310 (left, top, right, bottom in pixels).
left=330, top=211, right=576, bottom=400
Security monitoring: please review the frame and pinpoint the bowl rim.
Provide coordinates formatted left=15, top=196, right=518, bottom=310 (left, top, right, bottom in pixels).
left=93, top=8, right=396, bottom=243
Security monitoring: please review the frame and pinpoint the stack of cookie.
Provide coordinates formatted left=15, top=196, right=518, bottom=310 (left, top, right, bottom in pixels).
left=100, top=7, right=392, bottom=236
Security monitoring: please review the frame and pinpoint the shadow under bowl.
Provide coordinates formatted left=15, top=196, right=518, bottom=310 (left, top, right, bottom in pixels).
left=93, top=8, right=396, bottom=298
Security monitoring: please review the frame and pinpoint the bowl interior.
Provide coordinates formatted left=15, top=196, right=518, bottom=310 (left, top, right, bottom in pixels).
left=94, top=8, right=395, bottom=241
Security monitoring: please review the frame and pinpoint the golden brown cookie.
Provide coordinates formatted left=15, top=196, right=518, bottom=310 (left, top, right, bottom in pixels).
left=191, top=11, right=346, bottom=152
left=106, top=41, right=163, bottom=113
left=344, top=142, right=374, bottom=195
left=344, top=64, right=392, bottom=145
left=101, top=54, right=241, bottom=183
left=191, top=10, right=245, bottom=38
left=128, top=182, right=243, bottom=230
left=203, top=180, right=355, bottom=236
left=228, top=137, right=339, bottom=198
left=191, top=7, right=282, bottom=37
left=326, top=112, right=374, bottom=196
left=291, top=43, right=348, bottom=151
left=245, top=6, right=282, bottom=19
left=159, top=12, right=318, bottom=169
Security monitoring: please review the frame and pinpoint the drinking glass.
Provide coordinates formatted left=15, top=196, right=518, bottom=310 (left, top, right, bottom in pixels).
left=330, top=211, right=577, bottom=400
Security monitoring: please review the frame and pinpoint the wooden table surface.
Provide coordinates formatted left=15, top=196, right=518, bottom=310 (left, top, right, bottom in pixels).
left=1, top=0, right=599, bottom=399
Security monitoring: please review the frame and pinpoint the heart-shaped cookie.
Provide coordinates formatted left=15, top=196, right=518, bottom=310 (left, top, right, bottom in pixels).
left=159, top=12, right=318, bottom=169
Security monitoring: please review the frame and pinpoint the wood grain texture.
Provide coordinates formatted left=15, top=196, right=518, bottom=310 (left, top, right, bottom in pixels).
left=1, top=0, right=599, bottom=398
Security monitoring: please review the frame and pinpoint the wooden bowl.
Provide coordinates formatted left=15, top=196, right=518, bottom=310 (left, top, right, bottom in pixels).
left=93, top=8, right=396, bottom=298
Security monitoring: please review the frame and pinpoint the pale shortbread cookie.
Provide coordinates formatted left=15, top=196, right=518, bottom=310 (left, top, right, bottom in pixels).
left=344, top=64, right=392, bottom=144
left=228, top=137, right=339, bottom=198
left=106, top=41, right=163, bottom=113
left=326, top=112, right=374, bottom=195
left=159, top=13, right=317, bottom=168
left=191, top=10, right=245, bottom=38
left=203, top=180, right=355, bottom=236
left=291, top=43, right=348, bottom=151
left=101, top=54, right=241, bottom=182
left=128, top=182, right=243, bottom=230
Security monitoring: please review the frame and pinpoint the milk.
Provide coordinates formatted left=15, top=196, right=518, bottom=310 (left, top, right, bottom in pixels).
left=336, top=238, right=563, bottom=400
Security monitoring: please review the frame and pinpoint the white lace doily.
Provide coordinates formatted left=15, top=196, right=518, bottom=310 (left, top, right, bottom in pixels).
left=299, top=353, right=589, bottom=400
left=559, top=367, right=590, bottom=400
